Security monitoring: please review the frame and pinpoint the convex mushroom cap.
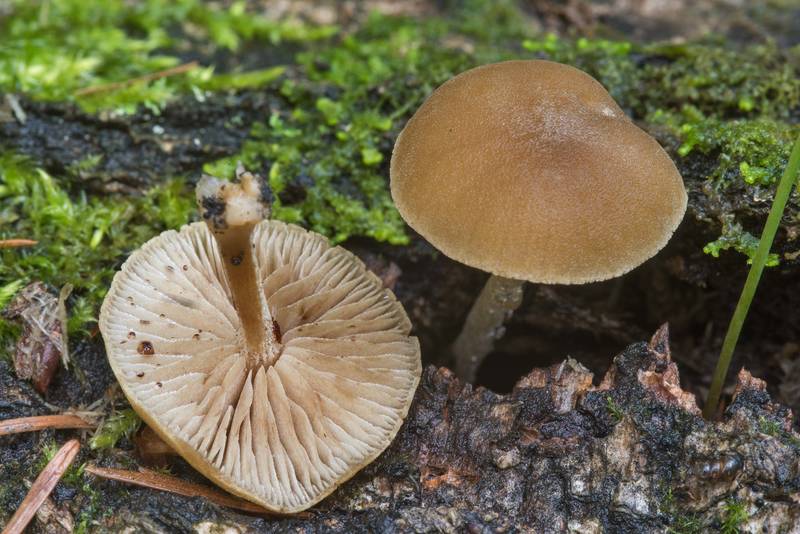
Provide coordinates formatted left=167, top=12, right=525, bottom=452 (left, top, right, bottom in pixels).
left=390, top=59, right=687, bottom=284
left=99, top=174, right=421, bottom=513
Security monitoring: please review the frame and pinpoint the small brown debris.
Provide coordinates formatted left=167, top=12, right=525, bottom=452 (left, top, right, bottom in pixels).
left=362, top=253, right=403, bottom=290
left=0, top=415, right=94, bottom=436
left=647, top=323, right=671, bottom=359
left=137, top=341, right=154, bottom=355
left=83, top=465, right=283, bottom=515
left=271, top=320, right=281, bottom=343
left=0, top=239, right=38, bottom=248
left=515, top=358, right=593, bottom=414
left=33, top=493, right=74, bottom=534
left=733, top=368, right=767, bottom=395
left=1, top=282, right=67, bottom=394
left=134, top=426, right=177, bottom=468
left=637, top=325, right=701, bottom=415
left=3, top=439, right=80, bottom=534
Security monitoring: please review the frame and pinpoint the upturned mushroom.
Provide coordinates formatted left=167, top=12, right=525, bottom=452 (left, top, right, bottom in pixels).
left=390, top=60, right=687, bottom=382
left=99, top=165, right=421, bottom=513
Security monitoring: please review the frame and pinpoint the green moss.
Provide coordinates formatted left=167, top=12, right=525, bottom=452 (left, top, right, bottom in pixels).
left=605, top=395, right=624, bottom=422
left=720, top=498, right=749, bottom=534
left=0, top=154, right=195, bottom=347
left=90, top=408, right=142, bottom=450
left=2, top=1, right=799, bottom=353
left=661, top=487, right=704, bottom=534
left=204, top=13, right=478, bottom=244
left=703, top=215, right=781, bottom=266
left=0, top=0, right=334, bottom=114
left=758, top=416, right=800, bottom=448
left=667, top=514, right=704, bottom=534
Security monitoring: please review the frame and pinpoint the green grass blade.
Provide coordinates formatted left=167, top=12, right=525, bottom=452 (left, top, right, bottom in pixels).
left=703, top=132, right=800, bottom=418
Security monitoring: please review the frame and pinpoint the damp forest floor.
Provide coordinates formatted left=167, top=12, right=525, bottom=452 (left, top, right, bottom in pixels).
left=1, top=0, right=800, bottom=532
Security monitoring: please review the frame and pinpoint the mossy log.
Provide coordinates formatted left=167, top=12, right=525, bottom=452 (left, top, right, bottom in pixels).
left=2, top=326, right=798, bottom=532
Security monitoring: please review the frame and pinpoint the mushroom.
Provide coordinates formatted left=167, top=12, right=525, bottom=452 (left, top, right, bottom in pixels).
left=99, top=165, right=421, bottom=513
left=390, top=60, right=686, bottom=382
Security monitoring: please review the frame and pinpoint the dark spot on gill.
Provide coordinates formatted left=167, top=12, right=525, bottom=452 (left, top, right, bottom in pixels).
left=231, top=252, right=243, bottom=266
left=137, top=341, right=155, bottom=355
left=272, top=320, right=282, bottom=343
left=156, top=381, right=162, bottom=388
left=136, top=372, right=144, bottom=378
left=128, top=332, right=136, bottom=339
left=192, top=333, right=200, bottom=341
left=139, top=319, right=151, bottom=325
left=182, top=265, right=188, bottom=271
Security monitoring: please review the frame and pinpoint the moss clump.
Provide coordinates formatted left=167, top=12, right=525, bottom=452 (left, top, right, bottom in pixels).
left=0, top=154, right=195, bottom=348
left=758, top=416, right=800, bottom=448
left=90, top=408, right=142, bottom=450
left=0, top=0, right=334, bottom=114
left=2, top=0, right=799, bottom=352
left=605, top=394, right=624, bottom=422
left=720, top=498, right=749, bottom=534
left=205, top=14, right=478, bottom=244
left=661, top=487, right=704, bottom=534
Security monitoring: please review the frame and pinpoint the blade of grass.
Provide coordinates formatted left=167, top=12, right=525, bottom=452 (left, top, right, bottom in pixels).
left=704, top=133, right=800, bottom=418
left=74, top=62, right=199, bottom=97
left=83, top=465, right=290, bottom=515
left=2, top=439, right=80, bottom=534
left=0, top=415, right=94, bottom=436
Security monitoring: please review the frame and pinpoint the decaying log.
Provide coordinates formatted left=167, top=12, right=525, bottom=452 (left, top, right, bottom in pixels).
left=16, top=325, right=786, bottom=533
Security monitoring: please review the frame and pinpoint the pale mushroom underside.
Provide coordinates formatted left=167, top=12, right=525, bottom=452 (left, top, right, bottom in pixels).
left=99, top=221, right=421, bottom=513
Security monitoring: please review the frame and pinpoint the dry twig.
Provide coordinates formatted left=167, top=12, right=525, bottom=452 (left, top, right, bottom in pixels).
left=84, top=465, right=291, bottom=515
left=0, top=415, right=94, bottom=436
left=0, top=239, right=38, bottom=249
left=74, top=62, right=199, bottom=97
left=2, top=439, right=80, bottom=534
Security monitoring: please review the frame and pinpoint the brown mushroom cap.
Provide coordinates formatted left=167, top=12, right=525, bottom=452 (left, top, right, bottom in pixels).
left=99, top=220, right=421, bottom=513
left=390, top=60, right=687, bottom=284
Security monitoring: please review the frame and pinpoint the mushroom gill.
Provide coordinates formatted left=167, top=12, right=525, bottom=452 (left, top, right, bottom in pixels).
left=99, top=168, right=421, bottom=513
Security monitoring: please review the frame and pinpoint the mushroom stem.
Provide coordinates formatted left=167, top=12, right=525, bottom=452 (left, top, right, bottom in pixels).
left=452, top=274, right=525, bottom=382
left=197, top=165, right=280, bottom=366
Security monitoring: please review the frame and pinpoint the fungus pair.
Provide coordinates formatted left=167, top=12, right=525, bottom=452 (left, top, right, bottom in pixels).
left=100, top=166, right=421, bottom=513
left=100, top=59, right=687, bottom=513
left=390, top=60, right=687, bottom=381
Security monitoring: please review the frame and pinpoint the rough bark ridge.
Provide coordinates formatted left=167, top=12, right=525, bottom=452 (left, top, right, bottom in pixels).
left=4, top=325, right=798, bottom=533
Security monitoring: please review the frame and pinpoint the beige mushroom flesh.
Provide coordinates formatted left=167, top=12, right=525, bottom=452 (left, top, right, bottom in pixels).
left=390, top=60, right=687, bottom=382
left=99, top=165, right=421, bottom=513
